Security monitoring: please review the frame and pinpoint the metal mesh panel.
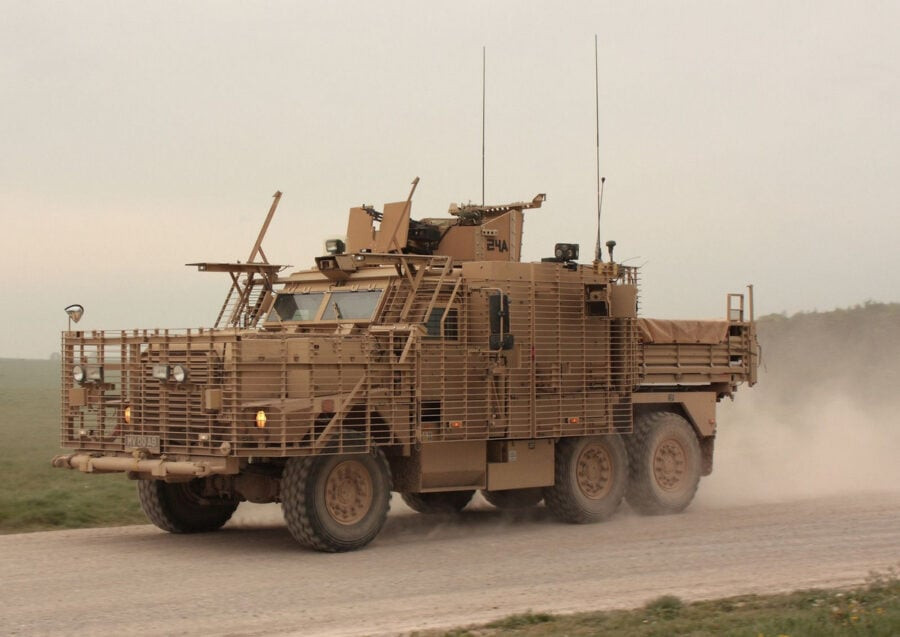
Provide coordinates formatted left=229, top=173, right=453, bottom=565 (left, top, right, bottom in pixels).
left=414, top=262, right=639, bottom=445
left=60, top=259, right=646, bottom=463
left=61, top=329, right=410, bottom=458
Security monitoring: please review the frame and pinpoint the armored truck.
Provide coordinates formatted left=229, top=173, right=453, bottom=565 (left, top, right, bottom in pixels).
left=54, top=182, right=758, bottom=551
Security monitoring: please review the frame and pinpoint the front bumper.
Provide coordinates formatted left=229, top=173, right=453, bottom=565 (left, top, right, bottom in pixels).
left=51, top=453, right=239, bottom=478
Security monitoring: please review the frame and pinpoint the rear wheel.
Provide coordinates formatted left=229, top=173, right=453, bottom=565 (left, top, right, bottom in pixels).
left=481, top=487, right=543, bottom=510
left=625, top=411, right=702, bottom=515
left=137, top=478, right=238, bottom=533
left=543, top=435, right=628, bottom=523
left=401, top=490, right=475, bottom=514
left=282, top=451, right=392, bottom=552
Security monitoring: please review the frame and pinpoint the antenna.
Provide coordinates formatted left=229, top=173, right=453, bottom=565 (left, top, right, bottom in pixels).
left=594, top=35, right=604, bottom=262
left=482, top=45, right=486, bottom=205
left=596, top=176, right=606, bottom=261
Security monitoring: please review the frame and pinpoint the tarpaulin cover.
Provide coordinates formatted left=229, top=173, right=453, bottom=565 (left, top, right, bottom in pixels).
left=638, top=318, right=729, bottom=344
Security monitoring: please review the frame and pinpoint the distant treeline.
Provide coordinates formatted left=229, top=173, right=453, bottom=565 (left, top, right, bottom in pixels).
left=755, top=302, right=900, bottom=406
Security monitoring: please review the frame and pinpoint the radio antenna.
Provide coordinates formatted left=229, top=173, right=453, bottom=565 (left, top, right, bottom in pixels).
left=593, top=34, right=604, bottom=262
left=482, top=45, right=486, bottom=205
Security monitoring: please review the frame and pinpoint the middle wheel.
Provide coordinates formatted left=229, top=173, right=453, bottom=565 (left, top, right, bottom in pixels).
left=543, top=435, right=628, bottom=523
left=281, top=450, right=392, bottom=552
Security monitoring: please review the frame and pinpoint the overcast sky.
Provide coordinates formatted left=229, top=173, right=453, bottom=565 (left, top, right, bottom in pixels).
left=2, top=1, right=898, bottom=359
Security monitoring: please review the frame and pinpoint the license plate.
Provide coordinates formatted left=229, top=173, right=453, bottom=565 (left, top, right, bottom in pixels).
left=124, top=434, right=160, bottom=454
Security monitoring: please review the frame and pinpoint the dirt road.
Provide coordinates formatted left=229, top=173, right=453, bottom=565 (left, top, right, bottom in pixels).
left=2, top=492, right=898, bottom=636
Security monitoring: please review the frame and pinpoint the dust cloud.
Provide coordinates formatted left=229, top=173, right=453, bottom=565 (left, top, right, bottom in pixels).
left=699, top=305, right=900, bottom=506
left=699, top=389, right=900, bottom=506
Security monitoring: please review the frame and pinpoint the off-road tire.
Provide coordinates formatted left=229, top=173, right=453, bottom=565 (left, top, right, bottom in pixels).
left=281, top=450, right=392, bottom=552
left=401, top=490, right=475, bottom=514
left=137, top=478, right=237, bottom=533
left=625, top=410, right=702, bottom=515
left=481, top=487, right=543, bottom=509
left=543, top=435, right=628, bottom=523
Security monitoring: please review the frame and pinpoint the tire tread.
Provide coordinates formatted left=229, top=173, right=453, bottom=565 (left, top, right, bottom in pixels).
left=282, top=452, right=391, bottom=552
left=625, top=410, right=701, bottom=515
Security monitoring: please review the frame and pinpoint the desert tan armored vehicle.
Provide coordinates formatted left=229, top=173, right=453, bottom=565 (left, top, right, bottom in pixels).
left=54, top=181, right=758, bottom=552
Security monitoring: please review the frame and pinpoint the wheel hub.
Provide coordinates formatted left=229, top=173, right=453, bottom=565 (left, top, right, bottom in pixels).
left=324, top=460, right=373, bottom=525
left=653, top=439, right=687, bottom=491
left=576, top=443, right=613, bottom=500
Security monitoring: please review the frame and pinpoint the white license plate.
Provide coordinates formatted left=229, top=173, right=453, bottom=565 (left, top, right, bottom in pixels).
left=124, top=434, right=160, bottom=454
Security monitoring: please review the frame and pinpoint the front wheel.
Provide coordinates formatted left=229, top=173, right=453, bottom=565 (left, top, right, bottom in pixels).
left=625, top=411, right=702, bottom=515
left=137, top=478, right=238, bottom=533
left=543, top=435, right=628, bottom=523
left=281, top=451, right=392, bottom=552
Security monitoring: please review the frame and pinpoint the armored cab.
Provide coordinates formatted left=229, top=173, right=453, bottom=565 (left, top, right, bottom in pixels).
left=54, top=184, right=757, bottom=551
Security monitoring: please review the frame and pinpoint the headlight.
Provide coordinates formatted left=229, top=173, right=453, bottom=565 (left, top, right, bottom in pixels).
left=325, top=238, right=346, bottom=255
left=124, top=406, right=132, bottom=424
left=152, top=364, right=169, bottom=381
left=73, top=365, right=86, bottom=383
left=172, top=365, right=189, bottom=383
left=256, top=410, right=267, bottom=428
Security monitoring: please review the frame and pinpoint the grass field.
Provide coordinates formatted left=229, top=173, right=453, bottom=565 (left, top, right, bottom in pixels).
left=0, top=358, right=146, bottom=533
left=426, top=572, right=900, bottom=636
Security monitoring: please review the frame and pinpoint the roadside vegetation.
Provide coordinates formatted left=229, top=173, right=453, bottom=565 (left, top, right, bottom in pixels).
left=0, top=358, right=145, bottom=533
left=425, top=569, right=900, bottom=636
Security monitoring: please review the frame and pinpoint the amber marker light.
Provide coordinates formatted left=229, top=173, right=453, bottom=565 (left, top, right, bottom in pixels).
left=449, top=421, right=462, bottom=429
left=256, top=410, right=267, bottom=428
left=124, top=406, right=132, bottom=424
left=567, top=417, right=580, bottom=424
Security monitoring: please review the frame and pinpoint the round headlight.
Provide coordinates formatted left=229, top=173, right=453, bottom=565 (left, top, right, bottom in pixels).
left=73, top=365, right=86, bottom=383
left=172, top=365, right=188, bottom=383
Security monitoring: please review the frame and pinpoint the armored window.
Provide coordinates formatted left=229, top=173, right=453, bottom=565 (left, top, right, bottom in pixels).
left=269, top=292, right=326, bottom=322
left=425, top=307, right=459, bottom=340
left=322, top=289, right=383, bottom=320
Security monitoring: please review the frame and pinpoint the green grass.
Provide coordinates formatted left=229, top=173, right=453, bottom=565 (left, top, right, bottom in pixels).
left=423, top=570, right=900, bottom=636
left=0, top=358, right=146, bottom=533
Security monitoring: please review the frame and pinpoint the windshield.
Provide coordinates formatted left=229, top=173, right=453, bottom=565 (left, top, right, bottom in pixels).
left=268, top=289, right=383, bottom=322
left=322, top=290, right=383, bottom=320
left=269, top=292, right=326, bottom=322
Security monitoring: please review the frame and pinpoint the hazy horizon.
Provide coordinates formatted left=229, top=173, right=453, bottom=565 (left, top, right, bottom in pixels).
left=3, top=1, right=898, bottom=359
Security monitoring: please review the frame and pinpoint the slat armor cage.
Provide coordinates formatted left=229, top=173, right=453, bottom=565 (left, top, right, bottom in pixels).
left=61, top=258, right=642, bottom=460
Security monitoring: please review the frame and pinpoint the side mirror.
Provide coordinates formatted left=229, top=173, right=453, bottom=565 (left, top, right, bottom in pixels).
left=488, top=292, right=514, bottom=350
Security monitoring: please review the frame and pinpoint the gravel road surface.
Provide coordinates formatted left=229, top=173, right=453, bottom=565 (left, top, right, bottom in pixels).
left=2, top=492, right=898, bottom=636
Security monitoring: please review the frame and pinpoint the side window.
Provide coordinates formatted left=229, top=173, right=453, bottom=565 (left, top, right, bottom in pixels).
left=321, top=289, right=383, bottom=320
left=425, top=307, right=459, bottom=340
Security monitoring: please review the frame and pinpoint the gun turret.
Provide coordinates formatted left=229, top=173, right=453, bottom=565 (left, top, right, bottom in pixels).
left=344, top=183, right=545, bottom=263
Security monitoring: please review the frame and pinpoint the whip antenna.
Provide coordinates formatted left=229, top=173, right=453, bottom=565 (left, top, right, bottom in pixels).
left=594, top=34, right=604, bottom=262
left=482, top=46, right=486, bottom=205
